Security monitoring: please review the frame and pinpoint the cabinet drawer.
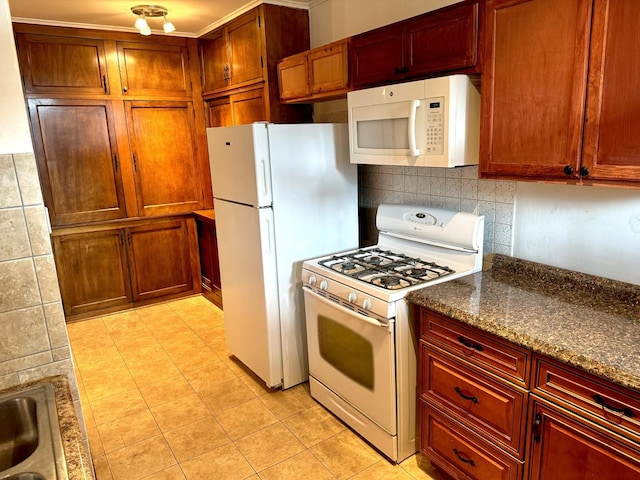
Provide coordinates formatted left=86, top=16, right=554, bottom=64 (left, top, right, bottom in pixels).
left=534, top=355, right=640, bottom=440
left=421, top=344, right=527, bottom=457
left=420, top=404, right=523, bottom=480
left=422, top=309, right=531, bottom=387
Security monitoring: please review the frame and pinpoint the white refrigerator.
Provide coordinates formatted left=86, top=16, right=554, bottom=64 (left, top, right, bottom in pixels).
left=206, top=122, right=358, bottom=389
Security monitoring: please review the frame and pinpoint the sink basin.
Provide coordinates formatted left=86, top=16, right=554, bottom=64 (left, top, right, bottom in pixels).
left=0, top=384, right=67, bottom=479
left=0, top=397, right=38, bottom=470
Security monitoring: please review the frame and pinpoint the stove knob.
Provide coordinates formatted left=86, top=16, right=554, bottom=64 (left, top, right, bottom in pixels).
left=308, top=275, right=317, bottom=286
left=362, top=298, right=372, bottom=310
left=319, top=280, right=328, bottom=291
left=348, top=292, right=358, bottom=303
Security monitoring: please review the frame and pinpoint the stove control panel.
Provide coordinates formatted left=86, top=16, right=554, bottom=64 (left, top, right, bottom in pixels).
left=301, top=269, right=395, bottom=319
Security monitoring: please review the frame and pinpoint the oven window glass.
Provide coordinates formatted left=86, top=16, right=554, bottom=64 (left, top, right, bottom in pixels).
left=317, top=315, right=374, bottom=390
left=356, top=118, right=409, bottom=150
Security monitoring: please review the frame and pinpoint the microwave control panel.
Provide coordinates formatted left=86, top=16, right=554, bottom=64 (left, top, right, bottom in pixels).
left=425, top=97, right=444, bottom=155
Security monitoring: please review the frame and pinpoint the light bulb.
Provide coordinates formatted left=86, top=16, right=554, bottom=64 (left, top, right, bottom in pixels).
left=163, top=18, right=175, bottom=33
left=134, top=15, right=148, bottom=30
left=140, top=25, right=152, bottom=36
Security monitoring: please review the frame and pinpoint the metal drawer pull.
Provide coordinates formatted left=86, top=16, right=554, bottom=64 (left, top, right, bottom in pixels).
left=453, top=448, right=476, bottom=466
left=457, top=336, right=483, bottom=351
left=592, top=394, right=634, bottom=418
left=455, top=386, right=479, bottom=403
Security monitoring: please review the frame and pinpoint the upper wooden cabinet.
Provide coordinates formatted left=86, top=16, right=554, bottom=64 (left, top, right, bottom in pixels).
left=199, top=9, right=264, bottom=94
left=480, top=0, right=640, bottom=184
left=116, top=42, right=192, bottom=98
left=28, top=98, right=127, bottom=226
left=278, top=39, right=350, bottom=103
left=125, top=101, right=203, bottom=217
left=15, top=33, right=109, bottom=95
left=351, top=1, right=481, bottom=89
left=198, top=4, right=311, bottom=125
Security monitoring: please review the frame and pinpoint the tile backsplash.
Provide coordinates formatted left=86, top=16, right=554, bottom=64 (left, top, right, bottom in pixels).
left=313, top=105, right=516, bottom=255
left=358, top=164, right=516, bottom=254
left=0, top=152, right=78, bottom=396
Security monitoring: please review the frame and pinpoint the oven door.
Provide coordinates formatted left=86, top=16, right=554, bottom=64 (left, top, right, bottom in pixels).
left=303, top=286, right=396, bottom=434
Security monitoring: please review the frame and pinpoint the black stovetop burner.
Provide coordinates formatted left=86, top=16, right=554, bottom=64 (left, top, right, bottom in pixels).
left=318, top=247, right=455, bottom=290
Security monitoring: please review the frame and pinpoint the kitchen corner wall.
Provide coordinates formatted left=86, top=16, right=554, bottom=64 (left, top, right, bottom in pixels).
left=0, top=0, right=81, bottom=407
left=313, top=105, right=515, bottom=254
left=0, top=152, right=78, bottom=393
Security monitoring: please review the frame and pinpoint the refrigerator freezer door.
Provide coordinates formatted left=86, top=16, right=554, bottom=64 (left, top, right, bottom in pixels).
left=207, top=123, right=272, bottom=207
left=214, top=198, right=283, bottom=387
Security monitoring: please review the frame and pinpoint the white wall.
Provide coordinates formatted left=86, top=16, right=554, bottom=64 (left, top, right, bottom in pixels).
left=0, top=0, right=33, bottom=154
left=514, top=183, right=640, bottom=285
left=309, top=0, right=457, bottom=46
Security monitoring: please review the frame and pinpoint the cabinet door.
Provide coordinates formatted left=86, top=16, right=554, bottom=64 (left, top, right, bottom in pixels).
left=309, top=39, right=349, bottom=95
left=125, top=101, right=203, bottom=216
left=230, top=86, right=268, bottom=125
left=52, top=229, right=131, bottom=317
left=404, top=1, right=479, bottom=79
left=350, top=23, right=404, bottom=88
left=196, top=216, right=222, bottom=307
left=117, top=42, right=192, bottom=97
left=277, top=54, right=309, bottom=100
left=528, top=399, right=640, bottom=480
left=581, top=0, right=640, bottom=182
left=199, top=28, right=230, bottom=94
left=480, top=0, right=593, bottom=180
left=16, top=33, right=109, bottom=95
left=127, top=219, right=194, bottom=301
left=227, top=9, right=265, bottom=87
left=28, top=99, right=127, bottom=226
left=205, top=97, right=233, bottom=128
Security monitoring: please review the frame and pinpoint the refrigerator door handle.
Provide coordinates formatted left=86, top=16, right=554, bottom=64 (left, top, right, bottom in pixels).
left=264, top=217, right=273, bottom=253
left=261, top=159, right=269, bottom=195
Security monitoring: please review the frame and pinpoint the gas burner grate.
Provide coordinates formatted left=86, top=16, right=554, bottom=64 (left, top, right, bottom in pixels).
left=318, top=247, right=456, bottom=290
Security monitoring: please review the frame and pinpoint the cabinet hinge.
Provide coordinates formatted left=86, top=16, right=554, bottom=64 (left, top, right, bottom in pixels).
left=258, top=15, right=261, bottom=28
left=261, top=56, right=264, bottom=68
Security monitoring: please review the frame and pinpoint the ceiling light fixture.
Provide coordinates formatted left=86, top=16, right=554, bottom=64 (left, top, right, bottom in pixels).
left=131, top=5, right=176, bottom=35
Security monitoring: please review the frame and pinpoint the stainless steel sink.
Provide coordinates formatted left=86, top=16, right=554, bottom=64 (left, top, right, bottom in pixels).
left=0, top=383, right=67, bottom=480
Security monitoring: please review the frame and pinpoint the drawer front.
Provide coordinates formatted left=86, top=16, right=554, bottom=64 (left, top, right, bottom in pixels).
left=534, top=355, right=640, bottom=439
left=422, top=309, right=531, bottom=387
left=422, top=344, right=527, bottom=457
left=420, top=403, right=523, bottom=480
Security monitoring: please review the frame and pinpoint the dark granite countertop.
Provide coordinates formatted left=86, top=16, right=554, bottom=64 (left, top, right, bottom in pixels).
left=406, top=254, right=640, bottom=392
left=0, top=375, right=94, bottom=480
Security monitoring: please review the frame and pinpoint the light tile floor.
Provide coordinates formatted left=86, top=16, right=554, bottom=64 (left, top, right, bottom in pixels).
left=68, top=295, right=449, bottom=480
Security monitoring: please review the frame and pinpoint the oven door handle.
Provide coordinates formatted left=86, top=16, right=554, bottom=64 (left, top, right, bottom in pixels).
left=303, top=286, right=392, bottom=330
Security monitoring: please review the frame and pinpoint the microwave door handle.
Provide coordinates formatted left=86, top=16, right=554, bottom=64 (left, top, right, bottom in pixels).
left=408, top=100, right=421, bottom=156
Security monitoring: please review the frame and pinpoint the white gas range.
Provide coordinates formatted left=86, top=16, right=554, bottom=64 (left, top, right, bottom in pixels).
left=302, top=203, right=484, bottom=463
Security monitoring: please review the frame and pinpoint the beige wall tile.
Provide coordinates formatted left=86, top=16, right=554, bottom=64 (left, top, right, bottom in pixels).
left=18, top=358, right=78, bottom=399
left=0, top=305, right=49, bottom=361
left=0, top=258, right=40, bottom=312
left=0, top=207, right=30, bottom=261
left=24, top=205, right=51, bottom=255
left=52, top=346, right=71, bottom=361
left=0, top=154, right=21, bottom=208
left=13, top=152, right=42, bottom=206
left=0, top=351, right=53, bottom=376
left=33, top=254, right=61, bottom=303
left=0, top=372, right=19, bottom=390
left=43, top=301, right=69, bottom=348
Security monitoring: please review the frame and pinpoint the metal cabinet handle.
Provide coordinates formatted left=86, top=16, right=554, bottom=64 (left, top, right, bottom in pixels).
left=592, top=394, right=634, bottom=418
left=452, top=448, right=476, bottom=467
left=533, top=412, right=542, bottom=442
left=457, top=336, right=483, bottom=351
left=455, top=386, right=479, bottom=403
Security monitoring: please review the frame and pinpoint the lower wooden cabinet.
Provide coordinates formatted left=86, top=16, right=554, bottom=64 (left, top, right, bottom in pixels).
left=52, top=216, right=200, bottom=319
left=527, top=398, right=640, bottom=480
left=204, top=84, right=267, bottom=127
left=418, top=307, right=640, bottom=480
left=194, top=211, right=222, bottom=308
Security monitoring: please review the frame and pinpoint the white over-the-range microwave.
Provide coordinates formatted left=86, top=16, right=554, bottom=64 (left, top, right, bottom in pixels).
left=347, top=75, right=480, bottom=167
